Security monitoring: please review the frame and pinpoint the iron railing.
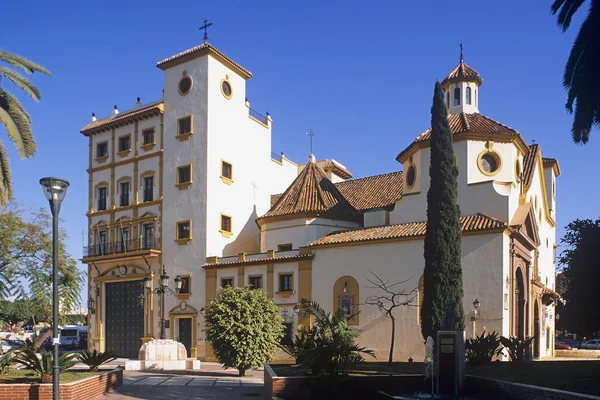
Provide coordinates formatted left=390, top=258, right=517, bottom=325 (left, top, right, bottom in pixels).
left=249, top=108, right=268, bottom=124
left=143, top=188, right=153, bottom=202
left=271, top=152, right=283, bottom=162
left=82, top=238, right=160, bottom=258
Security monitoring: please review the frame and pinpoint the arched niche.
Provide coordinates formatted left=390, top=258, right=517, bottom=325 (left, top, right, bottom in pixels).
left=333, top=276, right=359, bottom=325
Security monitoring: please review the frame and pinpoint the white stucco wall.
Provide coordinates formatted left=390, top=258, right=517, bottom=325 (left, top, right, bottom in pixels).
left=261, top=218, right=360, bottom=251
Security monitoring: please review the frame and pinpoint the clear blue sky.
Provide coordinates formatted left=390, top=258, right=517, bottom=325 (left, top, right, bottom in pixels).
left=2, top=1, right=598, bottom=301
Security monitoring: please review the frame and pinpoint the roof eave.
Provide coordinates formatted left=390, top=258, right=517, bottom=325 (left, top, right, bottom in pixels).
left=156, top=46, right=252, bottom=80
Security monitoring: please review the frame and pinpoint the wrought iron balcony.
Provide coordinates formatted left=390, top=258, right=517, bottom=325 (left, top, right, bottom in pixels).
left=82, top=238, right=160, bottom=258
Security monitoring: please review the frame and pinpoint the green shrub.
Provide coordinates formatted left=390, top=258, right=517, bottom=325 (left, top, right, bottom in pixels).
left=465, top=331, right=501, bottom=364
left=0, top=351, right=13, bottom=374
left=78, top=350, right=117, bottom=372
left=205, top=286, right=284, bottom=376
left=12, top=346, right=78, bottom=383
left=281, top=299, right=375, bottom=377
left=499, top=336, right=535, bottom=362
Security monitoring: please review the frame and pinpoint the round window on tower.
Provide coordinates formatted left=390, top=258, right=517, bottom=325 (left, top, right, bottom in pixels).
left=178, top=75, right=193, bottom=96
left=477, top=151, right=502, bottom=176
left=221, top=77, right=232, bottom=99
left=406, top=164, right=417, bottom=188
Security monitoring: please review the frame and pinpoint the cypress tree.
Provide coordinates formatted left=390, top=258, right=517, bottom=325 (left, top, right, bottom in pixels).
left=420, top=81, right=464, bottom=341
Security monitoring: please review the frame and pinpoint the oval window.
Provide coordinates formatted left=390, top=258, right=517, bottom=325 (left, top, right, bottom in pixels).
left=221, top=80, right=232, bottom=98
left=406, top=165, right=416, bottom=187
left=178, top=76, right=192, bottom=95
left=480, top=153, right=499, bottom=174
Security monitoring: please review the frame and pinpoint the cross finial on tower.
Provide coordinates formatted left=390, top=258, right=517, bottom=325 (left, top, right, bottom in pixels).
left=532, top=139, right=537, bottom=145
left=200, top=19, right=213, bottom=43
left=306, top=129, right=316, bottom=155
left=460, top=42, right=464, bottom=62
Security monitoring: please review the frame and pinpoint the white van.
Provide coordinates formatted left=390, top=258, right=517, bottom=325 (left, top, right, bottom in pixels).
left=59, top=326, right=88, bottom=350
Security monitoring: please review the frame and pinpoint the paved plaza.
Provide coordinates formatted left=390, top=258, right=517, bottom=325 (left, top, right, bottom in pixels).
left=93, top=362, right=264, bottom=400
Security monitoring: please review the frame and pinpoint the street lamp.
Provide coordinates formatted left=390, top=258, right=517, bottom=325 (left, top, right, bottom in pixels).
left=471, top=298, right=481, bottom=338
left=144, top=265, right=183, bottom=340
left=39, top=177, right=69, bottom=400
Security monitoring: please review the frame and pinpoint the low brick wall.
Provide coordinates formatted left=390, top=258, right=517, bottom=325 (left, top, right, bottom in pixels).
left=556, top=350, right=600, bottom=358
left=264, top=364, right=424, bottom=400
left=465, top=375, right=600, bottom=400
left=0, top=368, right=123, bottom=400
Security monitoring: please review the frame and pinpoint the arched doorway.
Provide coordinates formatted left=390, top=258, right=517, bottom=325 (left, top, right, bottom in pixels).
left=533, top=300, right=540, bottom=358
left=515, top=268, right=526, bottom=340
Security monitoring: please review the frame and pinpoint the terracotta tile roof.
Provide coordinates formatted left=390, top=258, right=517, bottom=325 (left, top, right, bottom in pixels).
left=310, top=214, right=506, bottom=247
left=335, top=171, right=404, bottom=211
left=80, top=102, right=164, bottom=135
left=203, top=253, right=313, bottom=268
left=156, top=43, right=252, bottom=79
left=542, top=157, right=557, bottom=165
left=442, top=60, right=483, bottom=86
left=258, top=157, right=360, bottom=223
left=315, top=159, right=353, bottom=179
left=270, top=194, right=281, bottom=207
left=415, top=113, right=519, bottom=142
left=522, top=144, right=539, bottom=187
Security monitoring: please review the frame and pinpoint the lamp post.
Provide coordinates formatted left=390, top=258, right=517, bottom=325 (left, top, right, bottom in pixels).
left=39, top=177, right=69, bottom=400
left=471, top=298, right=481, bottom=337
left=144, top=265, right=182, bottom=340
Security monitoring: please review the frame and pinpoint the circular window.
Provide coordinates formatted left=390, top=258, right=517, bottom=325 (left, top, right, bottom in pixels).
left=221, top=80, right=232, bottom=99
left=178, top=76, right=192, bottom=95
left=478, top=151, right=501, bottom=176
left=406, top=165, right=416, bottom=188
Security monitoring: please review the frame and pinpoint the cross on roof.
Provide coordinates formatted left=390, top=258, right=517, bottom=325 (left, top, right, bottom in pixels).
left=200, top=19, right=213, bottom=43
left=460, top=42, right=464, bottom=62
left=306, top=129, right=316, bottom=155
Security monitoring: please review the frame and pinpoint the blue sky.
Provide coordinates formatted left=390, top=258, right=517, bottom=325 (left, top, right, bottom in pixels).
left=2, top=1, right=598, bottom=301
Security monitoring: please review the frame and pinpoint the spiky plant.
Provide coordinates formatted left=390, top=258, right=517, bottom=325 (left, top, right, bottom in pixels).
left=12, top=346, right=77, bottom=383
left=0, top=50, right=50, bottom=205
left=78, top=350, right=117, bottom=372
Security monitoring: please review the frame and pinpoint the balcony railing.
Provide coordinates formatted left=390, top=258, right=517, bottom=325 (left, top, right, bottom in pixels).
left=143, top=188, right=153, bottom=202
left=249, top=108, right=268, bottom=124
left=83, top=238, right=160, bottom=258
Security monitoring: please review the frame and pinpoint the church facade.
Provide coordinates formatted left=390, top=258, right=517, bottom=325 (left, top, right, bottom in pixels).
left=81, top=40, right=560, bottom=361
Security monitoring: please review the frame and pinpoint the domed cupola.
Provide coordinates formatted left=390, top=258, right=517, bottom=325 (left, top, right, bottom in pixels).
left=441, top=45, right=483, bottom=115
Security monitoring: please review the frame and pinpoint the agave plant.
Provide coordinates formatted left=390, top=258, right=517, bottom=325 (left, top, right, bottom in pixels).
left=465, top=331, right=501, bottom=365
left=0, top=350, right=13, bottom=374
left=77, top=350, right=117, bottom=372
left=499, top=335, right=535, bottom=362
left=12, top=346, right=78, bottom=383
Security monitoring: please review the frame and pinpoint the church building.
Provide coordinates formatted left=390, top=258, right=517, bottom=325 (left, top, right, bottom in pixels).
left=81, top=38, right=560, bottom=361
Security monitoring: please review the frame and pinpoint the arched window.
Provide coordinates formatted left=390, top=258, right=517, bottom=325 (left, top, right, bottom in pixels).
left=454, top=87, right=461, bottom=106
left=334, top=276, right=359, bottom=325
left=466, top=87, right=472, bottom=105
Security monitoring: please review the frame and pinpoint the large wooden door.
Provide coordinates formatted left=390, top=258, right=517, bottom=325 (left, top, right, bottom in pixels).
left=178, top=318, right=192, bottom=358
left=105, top=280, right=144, bottom=358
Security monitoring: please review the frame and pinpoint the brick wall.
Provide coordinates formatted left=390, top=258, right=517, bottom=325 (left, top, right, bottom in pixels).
left=0, top=368, right=123, bottom=400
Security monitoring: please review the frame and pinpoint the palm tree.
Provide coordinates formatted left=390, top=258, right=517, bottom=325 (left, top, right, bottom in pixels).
left=551, top=0, right=600, bottom=144
left=0, top=50, right=50, bottom=205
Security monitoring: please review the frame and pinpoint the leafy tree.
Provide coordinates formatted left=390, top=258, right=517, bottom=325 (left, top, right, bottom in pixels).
left=204, top=286, right=284, bottom=376
left=0, top=50, right=50, bottom=205
left=550, top=0, right=600, bottom=144
left=558, top=218, right=600, bottom=338
left=421, top=81, right=464, bottom=341
left=363, top=271, right=417, bottom=363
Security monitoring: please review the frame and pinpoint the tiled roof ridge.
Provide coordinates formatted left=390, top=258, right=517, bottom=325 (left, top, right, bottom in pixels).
left=522, top=144, right=540, bottom=187
left=442, top=60, right=483, bottom=86
left=336, top=170, right=403, bottom=185
left=476, top=113, right=519, bottom=134
left=460, top=112, right=470, bottom=131
left=80, top=102, right=163, bottom=134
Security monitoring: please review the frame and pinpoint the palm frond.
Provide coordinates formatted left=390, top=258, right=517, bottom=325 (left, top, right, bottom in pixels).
left=0, top=88, right=31, bottom=123
left=0, top=90, right=36, bottom=157
left=0, top=50, right=51, bottom=76
left=551, top=0, right=586, bottom=31
left=0, top=139, right=12, bottom=205
left=0, top=67, right=41, bottom=101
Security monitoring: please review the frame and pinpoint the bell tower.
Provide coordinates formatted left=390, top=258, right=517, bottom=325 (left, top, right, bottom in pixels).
left=441, top=45, right=483, bottom=115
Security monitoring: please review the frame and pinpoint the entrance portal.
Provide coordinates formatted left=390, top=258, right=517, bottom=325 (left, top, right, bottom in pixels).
left=105, top=280, right=144, bottom=358
left=178, top=318, right=192, bottom=357
left=534, top=300, right=540, bottom=358
left=515, top=268, right=525, bottom=340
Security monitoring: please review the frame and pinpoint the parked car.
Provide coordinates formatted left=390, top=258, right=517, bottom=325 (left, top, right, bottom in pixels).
left=557, top=338, right=581, bottom=349
left=581, top=339, right=600, bottom=350
left=555, top=340, right=572, bottom=350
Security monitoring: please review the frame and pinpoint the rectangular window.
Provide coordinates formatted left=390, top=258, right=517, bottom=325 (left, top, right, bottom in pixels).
left=177, top=220, right=191, bottom=240
left=118, top=228, right=129, bottom=252
left=281, top=322, right=293, bottom=345
left=142, top=128, right=155, bottom=145
left=249, top=276, right=262, bottom=290
left=546, top=328, right=551, bottom=349
left=279, top=274, right=293, bottom=292
left=97, top=187, right=107, bottom=211
left=221, top=161, right=233, bottom=180
left=119, top=182, right=129, bottom=206
left=221, top=278, right=233, bottom=288
left=177, top=115, right=192, bottom=136
left=277, top=244, right=293, bottom=252
left=118, top=135, right=131, bottom=152
left=96, top=142, right=108, bottom=158
left=177, top=165, right=192, bottom=185
left=179, top=276, right=191, bottom=294
left=142, top=223, right=154, bottom=250
left=220, top=214, right=232, bottom=233
left=143, top=176, right=153, bottom=202
left=98, top=231, right=107, bottom=254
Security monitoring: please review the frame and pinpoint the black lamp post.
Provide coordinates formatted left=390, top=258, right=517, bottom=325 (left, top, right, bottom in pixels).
left=39, top=177, right=69, bottom=400
left=144, top=265, right=182, bottom=340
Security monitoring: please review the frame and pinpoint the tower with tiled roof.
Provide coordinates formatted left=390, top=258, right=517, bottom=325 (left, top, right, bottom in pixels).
left=441, top=48, right=483, bottom=115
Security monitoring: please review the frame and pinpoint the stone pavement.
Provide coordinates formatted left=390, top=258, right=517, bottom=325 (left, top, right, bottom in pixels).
left=93, top=362, right=264, bottom=400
